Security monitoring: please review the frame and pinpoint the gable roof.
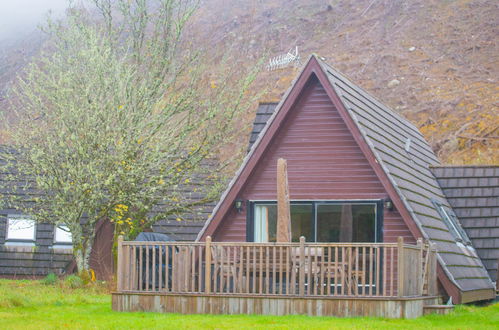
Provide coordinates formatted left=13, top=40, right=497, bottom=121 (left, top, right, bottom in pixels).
left=432, top=165, right=499, bottom=283
left=197, top=55, right=495, bottom=302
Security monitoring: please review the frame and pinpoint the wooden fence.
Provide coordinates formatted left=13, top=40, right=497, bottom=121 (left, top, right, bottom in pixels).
left=116, top=236, right=437, bottom=298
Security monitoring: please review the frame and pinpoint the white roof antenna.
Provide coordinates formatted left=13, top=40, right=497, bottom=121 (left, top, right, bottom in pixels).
left=267, top=46, right=301, bottom=71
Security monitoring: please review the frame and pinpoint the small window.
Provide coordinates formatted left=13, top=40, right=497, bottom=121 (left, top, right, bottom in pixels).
left=6, top=216, right=36, bottom=241
left=432, top=199, right=470, bottom=244
left=54, top=225, right=72, bottom=244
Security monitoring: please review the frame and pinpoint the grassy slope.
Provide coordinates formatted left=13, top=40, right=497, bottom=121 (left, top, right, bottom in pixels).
left=0, top=280, right=498, bottom=329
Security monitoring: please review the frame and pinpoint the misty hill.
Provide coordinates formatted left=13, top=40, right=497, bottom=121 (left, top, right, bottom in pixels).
left=0, top=30, right=43, bottom=98
left=1, top=0, right=498, bottom=164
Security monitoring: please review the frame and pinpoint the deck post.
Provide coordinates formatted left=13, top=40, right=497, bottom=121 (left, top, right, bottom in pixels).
left=497, top=257, right=499, bottom=293
left=299, top=236, right=305, bottom=296
left=417, top=238, right=423, bottom=295
left=397, top=236, right=404, bottom=297
left=205, top=236, right=212, bottom=294
left=496, top=258, right=499, bottom=292
left=117, top=235, right=124, bottom=292
left=428, top=242, right=438, bottom=295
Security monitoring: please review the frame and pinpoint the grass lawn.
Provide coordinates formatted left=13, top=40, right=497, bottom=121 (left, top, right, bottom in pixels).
left=0, top=279, right=497, bottom=329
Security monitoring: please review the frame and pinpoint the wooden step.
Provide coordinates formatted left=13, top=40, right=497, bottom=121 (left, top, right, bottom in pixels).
left=423, top=305, right=454, bottom=315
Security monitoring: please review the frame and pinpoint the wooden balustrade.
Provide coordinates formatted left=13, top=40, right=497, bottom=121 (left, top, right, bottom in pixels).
left=116, top=236, right=437, bottom=298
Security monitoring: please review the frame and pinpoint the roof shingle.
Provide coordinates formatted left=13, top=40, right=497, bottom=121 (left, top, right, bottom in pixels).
left=433, top=165, right=499, bottom=282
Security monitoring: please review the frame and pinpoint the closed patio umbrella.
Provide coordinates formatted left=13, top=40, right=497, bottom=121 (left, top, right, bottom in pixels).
left=276, top=158, right=291, bottom=242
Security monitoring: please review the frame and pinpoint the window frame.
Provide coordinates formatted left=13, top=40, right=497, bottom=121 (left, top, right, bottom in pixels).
left=5, top=215, right=36, bottom=242
left=431, top=199, right=471, bottom=244
left=246, top=199, right=384, bottom=243
left=53, top=225, right=73, bottom=245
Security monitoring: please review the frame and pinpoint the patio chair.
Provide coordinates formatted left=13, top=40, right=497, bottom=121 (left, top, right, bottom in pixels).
left=290, top=247, right=367, bottom=296
left=211, top=245, right=240, bottom=293
left=290, top=246, right=324, bottom=294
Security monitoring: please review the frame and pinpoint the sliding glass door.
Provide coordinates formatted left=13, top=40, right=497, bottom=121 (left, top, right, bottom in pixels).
left=251, top=201, right=381, bottom=243
left=316, top=203, right=377, bottom=242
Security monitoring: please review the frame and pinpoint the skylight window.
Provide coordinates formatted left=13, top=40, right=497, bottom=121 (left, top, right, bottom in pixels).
left=431, top=199, right=470, bottom=244
left=6, top=216, right=36, bottom=241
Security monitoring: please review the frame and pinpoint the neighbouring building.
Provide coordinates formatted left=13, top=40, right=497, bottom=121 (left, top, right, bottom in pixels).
left=0, top=147, right=214, bottom=279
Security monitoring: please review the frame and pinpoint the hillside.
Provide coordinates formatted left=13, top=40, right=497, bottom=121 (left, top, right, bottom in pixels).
left=190, top=0, right=498, bottom=164
left=1, top=0, right=498, bottom=164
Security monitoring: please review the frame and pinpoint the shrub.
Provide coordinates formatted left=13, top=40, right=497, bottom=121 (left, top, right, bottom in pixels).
left=64, top=275, right=84, bottom=289
left=42, top=273, right=58, bottom=285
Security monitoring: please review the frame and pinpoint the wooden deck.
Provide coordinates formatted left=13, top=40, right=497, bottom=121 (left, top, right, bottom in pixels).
left=112, top=292, right=439, bottom=318
left=112, top=236, right=440, bottom=318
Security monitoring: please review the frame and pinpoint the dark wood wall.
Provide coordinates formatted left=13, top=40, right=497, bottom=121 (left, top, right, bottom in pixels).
left=88, top=219, right=114, bottom=280
left=213, top=77, right=414, bottom=244
left=0, top=215, right=73, bottom=277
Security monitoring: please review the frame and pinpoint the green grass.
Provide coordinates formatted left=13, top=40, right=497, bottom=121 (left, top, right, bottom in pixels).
left=0, top=279, right=497, bottom=329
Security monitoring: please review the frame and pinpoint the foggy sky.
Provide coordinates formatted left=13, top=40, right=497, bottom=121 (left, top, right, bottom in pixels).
left=0, top=0, right=69, bottom=41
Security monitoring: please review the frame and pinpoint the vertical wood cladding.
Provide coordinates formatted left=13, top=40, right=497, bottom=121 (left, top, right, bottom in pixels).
left=214, top=77, right=414, bottom=244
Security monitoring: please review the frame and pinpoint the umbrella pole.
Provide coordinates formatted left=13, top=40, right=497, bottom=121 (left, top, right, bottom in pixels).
left=277, top=158, right=291, bottom=243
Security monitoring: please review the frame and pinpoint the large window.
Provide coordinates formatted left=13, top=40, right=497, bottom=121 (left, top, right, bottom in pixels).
left=6, top=216, right=36, bottom=241
left=254, top=203, right=314, bottom=242
left=316, top=204, right=376, bottom=242
left=252, top=201, right=380, bottom=243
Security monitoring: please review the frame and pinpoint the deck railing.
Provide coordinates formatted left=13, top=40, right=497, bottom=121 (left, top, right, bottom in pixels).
left=116, top=236, right=437, bottom=298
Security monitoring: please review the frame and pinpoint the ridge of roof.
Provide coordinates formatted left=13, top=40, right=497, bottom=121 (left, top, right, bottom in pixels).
left=432, top=166, right=499, bottom=180
left=431, top=165, right=499, bottom=168
left=257, top=101, right=279, bottom=105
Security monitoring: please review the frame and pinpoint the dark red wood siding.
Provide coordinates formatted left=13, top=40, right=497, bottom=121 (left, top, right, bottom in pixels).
left=214, top=77, right=414, bottom=244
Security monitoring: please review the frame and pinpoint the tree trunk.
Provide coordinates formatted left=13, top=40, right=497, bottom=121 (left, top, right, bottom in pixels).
left=74, top=246, right=90, bottom=273
left=73, top=233, right=95, bottom=275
